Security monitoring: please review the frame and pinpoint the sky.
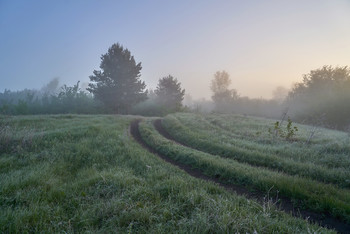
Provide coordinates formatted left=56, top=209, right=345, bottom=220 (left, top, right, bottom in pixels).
left=1, top=0, right=350, bottom=99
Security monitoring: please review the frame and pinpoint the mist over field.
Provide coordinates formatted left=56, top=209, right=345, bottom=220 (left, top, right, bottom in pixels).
left=1, top=1, right=350, bottom=233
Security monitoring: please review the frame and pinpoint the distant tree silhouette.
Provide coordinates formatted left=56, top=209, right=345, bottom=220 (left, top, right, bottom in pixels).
left=155, top=75, right=185, bottom=112
left=288, top=65, right=350, bottom=129
left=87, top=43, right=147, bottom=114
left=272, top=86, right=289, bottom=103
left=210, top=71, right=238, bottom=111
left=41, top=78, right=59, bottom=95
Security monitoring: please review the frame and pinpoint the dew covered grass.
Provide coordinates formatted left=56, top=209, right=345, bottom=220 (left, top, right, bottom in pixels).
left=0, top=114, right=333, bottom=233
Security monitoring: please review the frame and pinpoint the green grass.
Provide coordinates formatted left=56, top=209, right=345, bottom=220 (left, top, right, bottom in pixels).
left=138, top=119, right=350, bottom=224
left=0, top=114, right=332, bottom=233
left=161, top=113, right=350, bottom=189
left=197, top=113, right=350, bottom=169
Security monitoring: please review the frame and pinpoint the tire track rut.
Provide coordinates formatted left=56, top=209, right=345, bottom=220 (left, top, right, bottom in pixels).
left=130, top=119, right=350, bottom=233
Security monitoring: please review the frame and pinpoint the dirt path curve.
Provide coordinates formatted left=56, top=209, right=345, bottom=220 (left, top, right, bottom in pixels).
left=130, top=119, right=350, bottom=233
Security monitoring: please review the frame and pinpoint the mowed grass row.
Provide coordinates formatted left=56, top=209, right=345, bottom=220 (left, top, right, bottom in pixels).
left=166, top=113, right=350, bottom=172
left=161, top=115, right=350, bottom=189
left=0, top=115, right=330, bottom=233
left=201, top=113, right=350, bottom=169
left=139, top=120, right=350, bottom=224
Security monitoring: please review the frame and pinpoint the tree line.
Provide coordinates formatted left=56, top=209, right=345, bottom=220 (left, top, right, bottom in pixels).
left=1, top=42, right=350, bottom=130
left=0, top=43, right=185, bottom=116
left=209, top=66, right=350, bottom=130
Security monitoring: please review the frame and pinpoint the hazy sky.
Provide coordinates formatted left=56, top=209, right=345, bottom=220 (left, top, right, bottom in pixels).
left=1, top=0, right=350, bottom=99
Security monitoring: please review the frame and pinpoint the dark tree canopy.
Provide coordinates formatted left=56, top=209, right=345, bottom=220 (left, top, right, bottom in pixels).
left=288, top=65, right=350, bottom=129
left=289, top=65, right=350, bottom=98
left=155, top=75, right=185, bottom=111
left=87, top=43, right=147, bottom=113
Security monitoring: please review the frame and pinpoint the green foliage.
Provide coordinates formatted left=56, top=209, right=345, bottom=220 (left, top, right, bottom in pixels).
left=268, top=117, right=298, bottom=140
left=286, top=118, right=298, bottom=140
left=88, top=43, right=147, bottom=114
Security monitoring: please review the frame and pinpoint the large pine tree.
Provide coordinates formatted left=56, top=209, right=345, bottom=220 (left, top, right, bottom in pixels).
left=88, top=43, right=147, bottom=113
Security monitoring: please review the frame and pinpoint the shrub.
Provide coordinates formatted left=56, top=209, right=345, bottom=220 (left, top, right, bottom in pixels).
left=268, top=117, right=298, bottom=141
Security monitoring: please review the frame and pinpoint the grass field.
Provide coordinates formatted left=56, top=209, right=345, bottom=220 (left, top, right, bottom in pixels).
left=1, top=114, right=348, bottom=233
left=161, top=114, right=350, bottom=188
